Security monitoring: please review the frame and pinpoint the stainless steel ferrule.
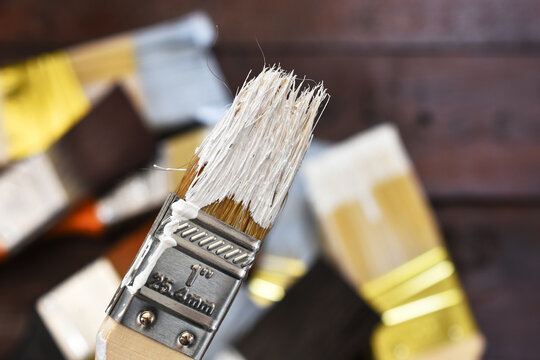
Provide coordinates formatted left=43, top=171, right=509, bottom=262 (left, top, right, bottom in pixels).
left=106, top=193, right=262, bottom=359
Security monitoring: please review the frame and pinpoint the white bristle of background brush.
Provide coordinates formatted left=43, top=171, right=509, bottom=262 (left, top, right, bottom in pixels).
left=185, top=66, right=328, bottom=229
left=303, top=124, right=410, bottom=221
left=134, top=12, right=231, bottom=127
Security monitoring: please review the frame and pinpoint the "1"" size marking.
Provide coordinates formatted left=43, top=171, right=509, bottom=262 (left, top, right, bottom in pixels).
left=147, top=264, right=216, bottom=315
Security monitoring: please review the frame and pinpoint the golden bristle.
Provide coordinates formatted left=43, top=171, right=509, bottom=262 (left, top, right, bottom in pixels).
left=175, top=67, right=327, bottom=241
left=176, top=157, right=269, bottom=240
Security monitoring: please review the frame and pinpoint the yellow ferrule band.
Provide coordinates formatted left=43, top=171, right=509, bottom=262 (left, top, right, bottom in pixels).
left=0, top=51, right=90, bottom=161
left=361, top=246, right=482, bottom=360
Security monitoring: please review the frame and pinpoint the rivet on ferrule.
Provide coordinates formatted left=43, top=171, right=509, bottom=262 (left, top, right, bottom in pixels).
left=137, top=310, right=155, bottom=328
left=177, top=331, right=196, bottom=347
left=106, top=193, right=262, bottom=360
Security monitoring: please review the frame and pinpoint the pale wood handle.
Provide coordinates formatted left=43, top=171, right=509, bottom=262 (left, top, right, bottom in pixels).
left=96, top=315, right=192, bottom=360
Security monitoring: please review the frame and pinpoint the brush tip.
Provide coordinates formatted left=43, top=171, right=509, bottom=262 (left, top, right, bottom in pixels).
left=179, top=66, right=328, bottom=232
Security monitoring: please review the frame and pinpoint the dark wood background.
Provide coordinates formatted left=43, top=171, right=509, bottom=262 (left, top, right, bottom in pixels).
left=1, top=1, right=539, bottom=359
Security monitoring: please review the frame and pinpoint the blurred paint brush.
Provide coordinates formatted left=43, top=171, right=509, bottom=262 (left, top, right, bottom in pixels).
left=69, top=11, right=229, bottom=128
left=96, top=66, right=328, bottom=360
left=49, top=127, right=208, bottom=237
left=0, top=11, right=229, bottom=165
left=0, top=87, right=156, bottom=259
left=303, top=124, right=485, bottom=360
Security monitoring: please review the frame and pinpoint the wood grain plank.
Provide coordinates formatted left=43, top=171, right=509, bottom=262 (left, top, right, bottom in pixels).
left=437, top=204, right=540, bottom=360
left=0, top=0, right=539, bottom=45
left=217, top=54, right=540, bottom=198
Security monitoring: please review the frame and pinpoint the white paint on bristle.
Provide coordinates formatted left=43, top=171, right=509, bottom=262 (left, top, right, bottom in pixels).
left=184, top=66, right=328, bottom=229
left=122, top=199, right=199, bottom=294
left=121, top=66, right=326, bottom=294
left=303, top=124, right=411, bottom=221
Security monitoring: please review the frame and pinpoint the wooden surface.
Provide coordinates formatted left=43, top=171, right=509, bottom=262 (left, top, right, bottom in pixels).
left=0, top=1, right=539, bottom=359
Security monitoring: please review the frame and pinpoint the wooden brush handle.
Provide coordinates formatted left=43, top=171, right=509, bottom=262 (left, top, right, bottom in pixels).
left=97, top=316, right=192, bottom=360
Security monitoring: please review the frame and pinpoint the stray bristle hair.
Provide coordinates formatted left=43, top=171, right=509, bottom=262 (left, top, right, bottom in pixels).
left=177, top=65, right=328, bottom=239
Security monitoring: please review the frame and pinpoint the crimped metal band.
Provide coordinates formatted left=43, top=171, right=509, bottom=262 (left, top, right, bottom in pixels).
left=106, top=193, right=261, bottom=359
left=361, top=246, right=481, bottom=360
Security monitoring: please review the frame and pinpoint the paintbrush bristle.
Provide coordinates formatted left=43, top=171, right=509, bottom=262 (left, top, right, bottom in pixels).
left=303, top=124, right=441, bottom=283
left=177, top=66, right=328, bottom=240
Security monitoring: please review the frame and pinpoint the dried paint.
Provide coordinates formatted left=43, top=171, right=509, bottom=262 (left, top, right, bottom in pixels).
left=121, top=199, right=199, bottom=294
left=185, top=66, right=328, bottom=229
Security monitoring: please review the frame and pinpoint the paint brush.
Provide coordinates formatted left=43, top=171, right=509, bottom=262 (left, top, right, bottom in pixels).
left=303, top=124, right=484, bottom=360
left=96, top=66, right=328, bottom=359
left=0, top=11, right=229, bottom=165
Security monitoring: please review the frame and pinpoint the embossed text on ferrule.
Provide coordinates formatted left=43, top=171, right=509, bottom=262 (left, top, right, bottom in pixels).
left=146, top=264, right=216, bottom=316
left=107, top=194, right=263, bottom=360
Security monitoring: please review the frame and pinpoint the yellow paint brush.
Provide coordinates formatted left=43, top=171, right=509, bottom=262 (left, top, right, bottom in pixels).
left=303, top=124, right=485, bottom=360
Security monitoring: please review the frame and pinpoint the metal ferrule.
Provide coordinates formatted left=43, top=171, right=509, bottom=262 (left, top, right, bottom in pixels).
left=361, top=246, right=481, bottom=360
left=106, top=193, right=261, bottom=359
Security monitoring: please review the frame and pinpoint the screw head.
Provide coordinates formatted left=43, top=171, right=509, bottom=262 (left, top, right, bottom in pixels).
left=177, top=331, right=195, bottom=347
left=137, top=310, right=155, bottom=328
